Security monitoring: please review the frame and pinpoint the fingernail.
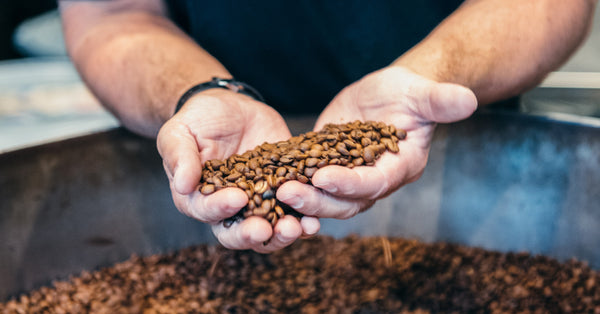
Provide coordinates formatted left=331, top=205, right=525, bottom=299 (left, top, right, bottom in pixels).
left=173, top=169, right=185, bottom=193
left=275, top=232, right=292, bottom=242
left=280, top=195, right=303, bottom=209
left=315, top=182, right=337, bottom=193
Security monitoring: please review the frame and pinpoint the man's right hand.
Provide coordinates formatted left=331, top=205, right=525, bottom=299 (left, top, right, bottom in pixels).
left=157, top=89, right=319, bottom=253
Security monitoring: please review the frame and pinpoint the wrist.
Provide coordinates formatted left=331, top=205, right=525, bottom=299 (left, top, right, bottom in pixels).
left=390, top=46, right=455, bottom=84
left=172, top=77, right=264, bottom=116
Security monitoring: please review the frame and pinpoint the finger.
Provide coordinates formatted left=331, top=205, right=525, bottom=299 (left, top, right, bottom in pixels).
left=277, top=180, right=375, bottom=219
left=157, top=123, right=203, bottom=195
left=309, top=165, right=388, bottom=199
left=255, top=215, right=303, bottom=253
left=417, top=82, right=478, bottom=123
left=212, top=216, right=273, bottom=250
left=190, top=187, right=248, bottom=223
left=299, top=216, right=320, bottom=238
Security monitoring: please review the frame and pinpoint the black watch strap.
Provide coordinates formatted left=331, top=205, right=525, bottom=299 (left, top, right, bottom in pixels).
left=173, top=77, right=265, bottom=115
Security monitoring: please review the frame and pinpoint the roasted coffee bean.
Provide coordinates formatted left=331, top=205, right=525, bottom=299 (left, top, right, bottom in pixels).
left=363, top=146, right=376, bottom=163
left=305, top=158, right=319, bottom=168
left=349, top=149, right=361, bottom=158
left=308, top=149, right=322, bottom=158
left=274, top=205, right=285, bottom=218
left=254, top=180, right=268, bottom=194
left=352, top=157, right=365, bottom=166
left=195, top=121, right=407, bottom=230
left=336, top=142, right=349, bottom=156
left=299, top=142, right=311, bottom=152
left=343, top=139, right=357, bottom=149
left=297, top=160, right=305, bottom=173
left=262, top=189, right=275, bottom=200
left=248, top=158, right=260, bottom=170
left=7, top=235, right=600, bottom=313
left=237, top=181, right=249, bottom=190
left=304, top=167, right=317, bottom=178
left=200, top=184, right=215, bottom=195
left=247, top=200, right=256, bottom=211
left=266, top=174, right=277, bottom=188
left=253, top=194, right=263, bottom=205
left=327, top=150, right=342, bottom=159
left=396, top=128, right=407, bottom=140
left=316, top=159, right=329, bottom=168
left=297, top=175, right=309, bottom=184
left=275, top=167, right=287, bottom=177
left=329, top=158, right=341, bottom=165
left=361, top=137, right=372, bottom=147
left=226, top=171, right=242, bottom=182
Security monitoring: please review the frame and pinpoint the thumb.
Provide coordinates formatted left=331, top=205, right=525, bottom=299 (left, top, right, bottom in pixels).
left=416, top=82, right=478, bottom=123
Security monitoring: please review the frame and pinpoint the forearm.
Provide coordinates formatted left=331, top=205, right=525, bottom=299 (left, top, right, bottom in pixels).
left=394, top=0, right=597, bottom=105
left=61, top=2, right=230, bottom=137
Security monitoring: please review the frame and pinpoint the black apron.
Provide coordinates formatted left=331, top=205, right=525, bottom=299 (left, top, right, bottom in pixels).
left=166, top=0, right=463, bottom=113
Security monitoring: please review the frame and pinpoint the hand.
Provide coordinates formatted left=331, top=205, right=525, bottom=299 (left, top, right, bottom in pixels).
left=157, top=89, right=320, bottom=253
left=276, top=66, right=477, bottom=219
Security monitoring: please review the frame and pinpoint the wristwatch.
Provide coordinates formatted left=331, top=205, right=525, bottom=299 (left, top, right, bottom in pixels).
left=174, top=77, right=265, bottom=115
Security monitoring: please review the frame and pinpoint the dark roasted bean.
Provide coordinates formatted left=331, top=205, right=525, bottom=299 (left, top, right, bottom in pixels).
left=262, top=189, right=275, bottom=200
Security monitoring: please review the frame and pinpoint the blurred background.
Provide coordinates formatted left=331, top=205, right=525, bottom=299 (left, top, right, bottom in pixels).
left=0, top=1, right=119, bottom=154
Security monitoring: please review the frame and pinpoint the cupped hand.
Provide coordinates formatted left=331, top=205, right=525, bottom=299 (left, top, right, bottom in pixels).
left=277, top=66, right=478, bottom=219
left=157, top=89, right=319, bottom=253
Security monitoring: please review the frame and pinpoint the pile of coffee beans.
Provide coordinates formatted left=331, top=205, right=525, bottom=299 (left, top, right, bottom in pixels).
left=198, top=121, right=407, bottom=227
left=2, top=236, right=599, bottom=313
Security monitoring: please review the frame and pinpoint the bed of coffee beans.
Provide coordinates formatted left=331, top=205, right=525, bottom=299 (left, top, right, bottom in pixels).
left=199, top=121, right=407, bottom=227
left=3, top=235, right=600, bottom=313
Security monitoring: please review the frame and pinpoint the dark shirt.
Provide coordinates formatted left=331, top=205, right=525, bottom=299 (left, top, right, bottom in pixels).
left=167, top=1, right=463, bottom=113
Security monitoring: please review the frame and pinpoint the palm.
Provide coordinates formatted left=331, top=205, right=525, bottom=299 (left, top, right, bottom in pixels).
left=276, top=67, right=477, bottom=219
left=157, top=90, right=314, bottom=253
left=313, top=70, right=441, bottom=197
left=180, top=97, right=292, bottom=163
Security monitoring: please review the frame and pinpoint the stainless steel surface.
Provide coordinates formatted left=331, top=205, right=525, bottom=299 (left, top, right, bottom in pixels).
left=1, top=111, right=599, bottom=300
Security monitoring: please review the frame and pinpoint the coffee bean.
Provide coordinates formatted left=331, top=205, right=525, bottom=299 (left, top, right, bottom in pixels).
left=305, top=158, right=319, bottom=168
left=276, top=167, right=287, bottom=177
left=336, top=142, right=349, bottom=156
left=274, top=205, right=285, bottom=218
left=308, top=149, right=322, bottom=158
left=262, top=189, right=275, bottom=200
left=304, top=167, right=317, bottom=178
left=253, top=194, right=263, bottom=205
left=352, top=158, right=364, bottom=166
left=226, top=171, right=242, bottom=182
left=254, top=180, right=268, bottom=194
left=195, top=121, right=407, bottom=230
left=349, top=149, right=361, bottom=158
left=363, top=146, right=376, bottom=163
left=200, top=184, right=215, bottom=195
left=247, top=200, right=256, bottom=211
left=297, top=175, right=309, bottom=184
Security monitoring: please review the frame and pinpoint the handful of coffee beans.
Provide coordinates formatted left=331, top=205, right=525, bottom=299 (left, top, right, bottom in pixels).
left=198, top=121, right=407, bottom=227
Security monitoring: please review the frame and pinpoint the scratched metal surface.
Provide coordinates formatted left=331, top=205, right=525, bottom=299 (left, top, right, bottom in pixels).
left=1, top=110, right=600, bottom=300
